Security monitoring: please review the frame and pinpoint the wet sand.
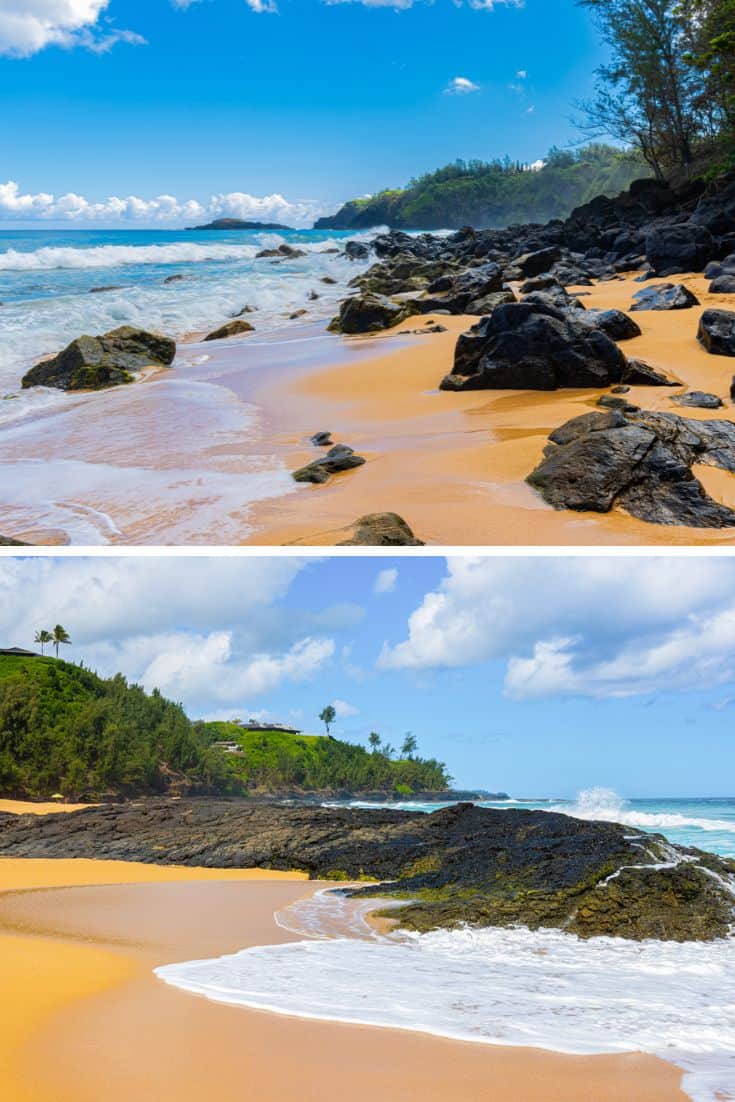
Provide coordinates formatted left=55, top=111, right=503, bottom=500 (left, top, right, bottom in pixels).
left=0, top=862, right=685, bottom=1102
left=0, top=272, right=732, bottom=545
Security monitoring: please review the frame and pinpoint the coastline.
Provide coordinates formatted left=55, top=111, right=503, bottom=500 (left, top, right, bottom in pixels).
left=0, top=860, right=685, bottom=1102
left=1, top=270, right=733, bottom=545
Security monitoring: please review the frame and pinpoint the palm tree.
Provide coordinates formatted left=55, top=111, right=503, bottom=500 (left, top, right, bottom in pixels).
left=368, top=731, right=381, bottom=753
left=401, top=733, right=418, bottom=759
left=52, top=624, right=71, bottom=659
left=319, top=705, right=336, bottom=737
left=34, top=629, right=53, bottom=656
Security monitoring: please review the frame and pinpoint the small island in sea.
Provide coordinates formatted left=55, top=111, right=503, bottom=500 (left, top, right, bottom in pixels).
left=186, top=217, right=294, bottom=231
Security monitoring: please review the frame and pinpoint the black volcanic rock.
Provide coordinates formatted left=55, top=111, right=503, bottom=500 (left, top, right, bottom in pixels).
left=645, top=223, right=716, bottom=274
left=698, top=309, right=735, bottom=356
left=440, top=301, right=627, bottom=391
left=328, top=294, right=412, bottom=334
left=630, top=283, right=700, bottom=311
left=0, top=800, right=732, bottom=942
left=292, top=444, right=366, bottom=483
left=528, top=409, right=735, bottom=527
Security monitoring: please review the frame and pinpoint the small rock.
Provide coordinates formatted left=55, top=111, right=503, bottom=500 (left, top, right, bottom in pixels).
left=710, top=275, right=735, bottom=294
left=89, top=285, right=123, bottom=294
left=630, top=284, right=700, bottom=311
left=289, top=309, right=308, bottom=320
left=670, top=392, right=724, bottom=410
left=338, top=512, right=425, bottom=546
left=310, top=431, right=333, bottom=447
left=698, top=309, right=735, bottom=357
left=328, top=294, right=411, bottom=335
left=345, top=241, right=369, bottom=260
left=164, top=274, right=185, bottom=284
left=598, top=395, right=640, bottom=413
left=321, top=276, right=337, bottom=285
left=203, top=319, right=255, bottom=342
left=292, top=444, right=366, bottom=483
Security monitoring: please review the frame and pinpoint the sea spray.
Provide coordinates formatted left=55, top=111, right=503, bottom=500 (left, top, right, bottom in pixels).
left=155, top=888, right=735, bottom=1102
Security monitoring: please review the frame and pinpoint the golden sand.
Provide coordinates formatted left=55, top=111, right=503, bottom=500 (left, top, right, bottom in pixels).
left=243, top=272, right=735, bottom=546
left=0, top=861, right=686, bottom=1102
left=0, top=799, right=95, bottom=816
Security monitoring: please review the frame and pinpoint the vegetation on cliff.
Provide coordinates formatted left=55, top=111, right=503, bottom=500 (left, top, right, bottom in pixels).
left=195, top=720, right=451, bottom=795
left=0, top=656, right=450, bottom=801
left=315, top=145, right=648, bottom=231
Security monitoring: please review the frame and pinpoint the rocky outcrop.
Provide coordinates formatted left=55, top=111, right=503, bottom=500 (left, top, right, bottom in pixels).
left=292, top=444, right=366, bottom=484
left=0, top=800, right=732, bottom=942
left=203, top=319, right=255, bottom=341
left=337, top=512, right=424, bottom=546
left=528, top=408, right=735, bottom=527
left=21, top=326, right=176, bottom=391
left=439, top=301, right=628, bottom=392
left=644, top=223, right=715, bottom=275
left=698, top=309, right=735, bottom=356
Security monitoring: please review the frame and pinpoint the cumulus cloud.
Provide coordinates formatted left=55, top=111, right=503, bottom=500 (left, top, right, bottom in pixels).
left=0, top=0, right=144, bottom=57
left=0, top=180, right=331, bottom=228
left=379, top=558, right=735, bottom=701
left=332, top=699, right=359, bottom=717
left=373, top=568, right=398, bottom=595
left=445, top=76, right=480, bottom=95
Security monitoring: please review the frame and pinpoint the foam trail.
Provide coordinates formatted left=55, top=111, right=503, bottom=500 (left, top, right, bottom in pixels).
left=156, top=889, right=735, bottom=1102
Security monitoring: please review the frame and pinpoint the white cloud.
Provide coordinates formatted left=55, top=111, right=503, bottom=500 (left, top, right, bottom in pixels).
left=0, top=0, right=143, bottom=57
left=373, top=568, right=398, bottom=595
left=333, top=699, right=359, bottom=717
left=516, top=69, right=527, bottom=79
left=379, top=558, right=735, bottom=701
left=325, top=0, right=522, bottom=8
left=445, top=76, right=480, bottom=95
left=0, top=180, right=331, bottom=228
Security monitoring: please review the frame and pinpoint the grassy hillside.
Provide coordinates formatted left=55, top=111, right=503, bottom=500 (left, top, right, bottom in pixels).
left=0, top=657, right=451, bottom=801
left=315, top=145, right=649, bottom=231
left=195, top=721, right=451, bottom=796
left=0, top=656, right=230, bottom=801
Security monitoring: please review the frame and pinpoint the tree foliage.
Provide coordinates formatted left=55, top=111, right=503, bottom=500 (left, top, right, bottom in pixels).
left=316, top=145, right=648, bottom=231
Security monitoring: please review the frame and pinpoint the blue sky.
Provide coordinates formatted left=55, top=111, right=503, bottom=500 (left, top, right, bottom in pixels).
left=0, top=0, right=607, bottom=225
left=2, top=554, right=735, bottom=799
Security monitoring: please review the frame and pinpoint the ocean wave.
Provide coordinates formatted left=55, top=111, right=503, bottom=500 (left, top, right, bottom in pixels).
left=155, top=889, right=735, bottom=1102
left=555, top=788, right=735, bottom=835
left=0, top=239, right=319, bottom=272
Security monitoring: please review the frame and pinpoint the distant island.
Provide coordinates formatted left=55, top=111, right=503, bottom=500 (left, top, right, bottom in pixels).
left=187, top=217, right=294, bottom=231
left=314, top=144, right=648, bottom=231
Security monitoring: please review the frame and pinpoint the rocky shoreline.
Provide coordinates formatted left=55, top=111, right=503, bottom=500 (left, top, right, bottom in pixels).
left=1, top=799, right=733, bottom=942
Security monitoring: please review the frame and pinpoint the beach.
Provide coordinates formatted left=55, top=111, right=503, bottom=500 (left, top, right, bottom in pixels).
left=0, top=263, right=733, bottom=545
left=0, top=854, right=686, bottom=1102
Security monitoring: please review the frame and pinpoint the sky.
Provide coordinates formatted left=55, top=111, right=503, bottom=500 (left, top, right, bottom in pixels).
left=2, top=554, right=735, bottom=799
left=0, top=0, right=607, bottom=227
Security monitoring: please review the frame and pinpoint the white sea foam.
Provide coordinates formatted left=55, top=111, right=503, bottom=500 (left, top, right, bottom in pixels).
left=155, top=889, right=735, bottom=1102
left=556, top=787, right=735, bottom=835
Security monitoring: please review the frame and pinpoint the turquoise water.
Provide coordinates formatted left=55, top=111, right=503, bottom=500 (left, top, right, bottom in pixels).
left=342, top=789, right=735, bottom=857
left=0, top=226, right=371, bottom=424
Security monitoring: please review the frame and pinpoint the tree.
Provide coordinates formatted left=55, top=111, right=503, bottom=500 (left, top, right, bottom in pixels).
left=679, top=0, right=735, bottom=137
left=52, top=625, right=71, bottom=659
left=578, top=0, right=702, bottom=177
left=382, top=742, right=396, bottom=760
left=34, top=630, right=53, bottom=656
left=368, top=731, right=382, bottom=753
left=401, top=733, right=418, bottom=759
left=319, top=705, right=336, bottom=737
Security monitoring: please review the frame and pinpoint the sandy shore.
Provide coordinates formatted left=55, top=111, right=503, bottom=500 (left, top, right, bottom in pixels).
left=0, top=859, right=686, bottom=1102
left=243, top=272, right=735, bottom=546
left=0, top=271, right=732, bottom=545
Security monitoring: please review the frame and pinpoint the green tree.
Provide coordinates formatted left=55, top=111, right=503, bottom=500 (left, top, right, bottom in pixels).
left=319, top=705, right=336, bottom=737
left=368, top=731, right=382, bottom=753
left=52, top=625, right=71, bottom=659
left=401, top=733, right=418, bottom=759
left=34, top=630, right=53, bottom=656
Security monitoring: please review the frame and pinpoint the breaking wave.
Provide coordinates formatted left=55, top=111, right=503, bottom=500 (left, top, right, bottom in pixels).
left=557, top=788, right=735, bottom=835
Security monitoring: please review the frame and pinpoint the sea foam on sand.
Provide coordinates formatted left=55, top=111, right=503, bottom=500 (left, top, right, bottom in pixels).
left=155, top=887, right=735, bottom=1102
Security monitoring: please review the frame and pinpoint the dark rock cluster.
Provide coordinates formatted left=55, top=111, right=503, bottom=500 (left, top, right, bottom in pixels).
left=0, top=800, right=732, bottom=942
left=22, top=326, right=176, bottom=391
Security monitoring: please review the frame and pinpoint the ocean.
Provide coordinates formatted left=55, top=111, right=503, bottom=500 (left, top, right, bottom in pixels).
left=156, top=790, right=735, bottom=1102
left=0, top=226, right=373, bottom=428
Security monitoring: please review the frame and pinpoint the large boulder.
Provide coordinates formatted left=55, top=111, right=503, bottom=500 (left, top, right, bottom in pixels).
left=528, top=409, right=735, bottom=527
left=698, top=309, right=735, bottom=356
left=645, top=223, right=716, bottom=274
left=338, top=513, right=425, bottom=546
left=630, top=283, right=700, bottom=311
left=439, top=301, right=627, bottom=392
left=328, top=294, right=412, bottom=334
left=710, top=275, right=735, bottom=294
left=21, top=326, right=176, bottom=391
left=514, top=246, right=561, bottom=277
left=577, top=308, right=642, bottom=341
left=423, top=263, right=504, bottom=314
